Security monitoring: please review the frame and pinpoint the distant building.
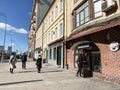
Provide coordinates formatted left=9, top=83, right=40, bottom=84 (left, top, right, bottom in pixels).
left=0, top=46, right=4, bottom=53
left=8, top=46, right=12, bottom=54
left=28, top=0, right=54, bottom=59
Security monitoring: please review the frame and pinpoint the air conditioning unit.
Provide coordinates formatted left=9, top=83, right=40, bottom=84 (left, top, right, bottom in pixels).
left=102, top=0, right=116, bottom=12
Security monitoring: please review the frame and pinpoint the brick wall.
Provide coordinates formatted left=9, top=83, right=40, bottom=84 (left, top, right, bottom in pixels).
left=92, top=28, right=120, bottom=84
left=65, top=27, right=120, bottom=84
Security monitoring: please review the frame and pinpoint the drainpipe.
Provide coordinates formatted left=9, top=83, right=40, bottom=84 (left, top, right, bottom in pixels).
left=63, top=0, right=69, bottom=69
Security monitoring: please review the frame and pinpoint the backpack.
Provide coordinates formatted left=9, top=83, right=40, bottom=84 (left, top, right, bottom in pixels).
left=10, top=57, right=14, bottom=63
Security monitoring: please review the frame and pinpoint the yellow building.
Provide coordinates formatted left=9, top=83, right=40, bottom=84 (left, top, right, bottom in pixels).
left=34, top=0, right=64, bottom=67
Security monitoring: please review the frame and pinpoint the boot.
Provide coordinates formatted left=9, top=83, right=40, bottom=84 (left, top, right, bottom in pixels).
left=11, top=68, right=13, bottom=73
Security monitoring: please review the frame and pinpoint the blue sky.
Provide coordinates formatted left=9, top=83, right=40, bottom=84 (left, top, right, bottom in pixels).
left=0, top=0, right=33, bottom=53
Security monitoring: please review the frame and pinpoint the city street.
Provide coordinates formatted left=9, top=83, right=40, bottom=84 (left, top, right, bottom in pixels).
left=0, top=59, right=120, bottom=90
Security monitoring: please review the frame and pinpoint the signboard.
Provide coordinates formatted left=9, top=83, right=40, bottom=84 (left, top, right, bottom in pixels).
left=109, top=41, right=119, bottom=51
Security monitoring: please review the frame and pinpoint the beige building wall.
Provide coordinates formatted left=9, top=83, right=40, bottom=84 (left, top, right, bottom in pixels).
left=65, top=0, right=120, bottom=38
left=28, top=0, right=37, bottom=58
left=35, top=0, right=64, bottom=59
left=64, top=0, right=74, bottom=39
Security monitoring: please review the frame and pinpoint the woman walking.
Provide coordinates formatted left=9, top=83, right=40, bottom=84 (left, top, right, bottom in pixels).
left=9, top=53, right=17, bottom=73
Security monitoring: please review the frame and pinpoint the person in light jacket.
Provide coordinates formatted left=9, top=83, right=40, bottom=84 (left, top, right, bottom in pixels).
left=9, top=53, right=17, bottom=73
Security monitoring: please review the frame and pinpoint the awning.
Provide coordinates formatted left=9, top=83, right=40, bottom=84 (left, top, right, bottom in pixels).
left=65, top=20, right=120, bottom=42
left=78, top=44, right=90, bottom=49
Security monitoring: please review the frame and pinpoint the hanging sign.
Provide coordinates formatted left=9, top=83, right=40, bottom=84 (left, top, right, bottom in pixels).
left=109, top=41, right=119, bottom=51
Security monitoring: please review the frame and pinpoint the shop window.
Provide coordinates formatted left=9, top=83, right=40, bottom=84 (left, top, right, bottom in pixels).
left=91, top=52, right=101, bottom=72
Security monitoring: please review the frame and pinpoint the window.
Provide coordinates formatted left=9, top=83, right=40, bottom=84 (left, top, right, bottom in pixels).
left=74, top=0, right=79, bottom=4
left=75, top=0, right=102, bottom=28
left=93, top=0, right=102, bottom=18
left=45, top=36, right=47, bottom=44
left=55, top=27, right=58, bottom=38
left=49, top=32, right=50, bottom=42
left=48, top=16, right=50, bottom=25
left=42, top=23, right=44, bottom=32
left=52, top=11, right=54, bottom=21
left=59, top=21, right=63, bottom=36
left=55, top=5, right=58, bottom=16
left=60, top=0, right=63, bottom=11
left=51, top=31, right=53, bottom=40
left=75, top=1, right=89, bottom=27
left=91, top=52, right=101, bottom=72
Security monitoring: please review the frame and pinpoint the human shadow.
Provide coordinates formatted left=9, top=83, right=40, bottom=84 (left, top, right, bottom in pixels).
left=17, top=70, right=37, bottom=73
left=0, top=79, right=43, bottom=86
left=41, top=70, right=63, bottom=73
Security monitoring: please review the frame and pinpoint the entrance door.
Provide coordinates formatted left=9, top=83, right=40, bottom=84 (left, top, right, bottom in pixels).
left=82, top=49, right=93, bottom=77
left=57, top=46, right=61, bottom=65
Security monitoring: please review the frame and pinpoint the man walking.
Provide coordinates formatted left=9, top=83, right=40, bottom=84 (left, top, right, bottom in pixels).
left=21, top=52, right=27, bottom=69
left=76, top=54, right=83, bottom=77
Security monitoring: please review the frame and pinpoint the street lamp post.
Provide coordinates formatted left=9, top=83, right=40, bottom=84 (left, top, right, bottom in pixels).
left=0, top=12, right=7, bottom=63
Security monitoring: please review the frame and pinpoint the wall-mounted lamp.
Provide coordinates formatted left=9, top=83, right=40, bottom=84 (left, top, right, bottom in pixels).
left=107, top=32, right=110, bottom=40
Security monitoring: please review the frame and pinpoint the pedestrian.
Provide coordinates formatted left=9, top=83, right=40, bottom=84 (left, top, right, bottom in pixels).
left=36, top=51, right=42, bottom=73
left=9, top=53, right=17, bottom=73
left=76, top=54, right=83, bottom=77
left=21, top=52, right=27, bottom=69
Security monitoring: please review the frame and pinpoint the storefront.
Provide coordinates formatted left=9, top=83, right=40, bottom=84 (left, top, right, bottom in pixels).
left=65, top=20, right=120, bottom=84
left=73, top=42, right=101, bottom=77
left=48, top=42, right=64, bottom=68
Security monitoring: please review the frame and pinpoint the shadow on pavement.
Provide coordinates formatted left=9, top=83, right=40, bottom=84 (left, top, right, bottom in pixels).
left=41, top=70, right=63, bottom=73
left=0, top=79, right=43, bottom=86
left=17, top=70, right=37, bottom=73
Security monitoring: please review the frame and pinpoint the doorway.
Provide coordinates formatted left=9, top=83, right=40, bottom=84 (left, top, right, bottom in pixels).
left=57, top=46, right=61, bottom=65
left=74, top=42, right=101, bottom=77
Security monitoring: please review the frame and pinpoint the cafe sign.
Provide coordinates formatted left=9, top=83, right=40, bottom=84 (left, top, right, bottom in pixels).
left=109, top=41, right=119, bottom=52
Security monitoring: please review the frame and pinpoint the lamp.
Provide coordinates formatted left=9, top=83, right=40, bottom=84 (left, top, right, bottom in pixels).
left=0, top=12, right=7, bottom=63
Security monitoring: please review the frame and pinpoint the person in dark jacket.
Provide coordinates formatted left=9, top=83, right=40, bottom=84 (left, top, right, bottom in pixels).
left=21, top=53, right=27, bottom=69
left=76, top=54, right=83, bottom=77
left=36, top=54, right=42, bottom=73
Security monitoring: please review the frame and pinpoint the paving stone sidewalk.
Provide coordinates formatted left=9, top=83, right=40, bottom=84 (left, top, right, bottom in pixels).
left=0, top=60, right=120, bottom=90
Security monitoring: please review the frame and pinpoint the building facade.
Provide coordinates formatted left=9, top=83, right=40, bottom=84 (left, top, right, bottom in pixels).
left=64, top=0, right=120, bottom=84
left=28, top=0, right=37, bottom=58
left=29, top=0, right=120, bottom=84
left=32, top=0, right=64, bottom=67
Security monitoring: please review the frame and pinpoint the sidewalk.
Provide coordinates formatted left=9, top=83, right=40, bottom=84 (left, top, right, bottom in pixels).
left=0, top=60, right=120, bottom=90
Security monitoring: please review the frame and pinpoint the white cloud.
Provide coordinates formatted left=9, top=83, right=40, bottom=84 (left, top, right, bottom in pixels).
left=0, top=22, right=28, bottom=34
left=9, top=42, right=15, bottom=46
left=15, top=28, right=27, bottom=34
left=28, top=12, right=32, bottom=15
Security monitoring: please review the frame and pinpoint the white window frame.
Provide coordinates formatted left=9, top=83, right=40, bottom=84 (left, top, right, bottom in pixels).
left=60, top=0, right=63, bottom=11
left=59, top=20, right=63, bottom=37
